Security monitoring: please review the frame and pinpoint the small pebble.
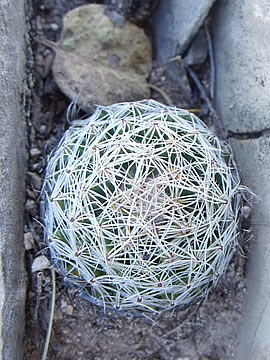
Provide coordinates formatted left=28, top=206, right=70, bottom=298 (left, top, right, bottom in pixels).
left=28, top=171, right=42, bottom=191
left=60, top=300, right=74, bottom=315
left=50, top=23, right=60, bottom=31
left=44, top=48, right=53, bottom=57
left=24, top=232, right=34, bottom=250
left=32, top=255, right=50, bottom=272
left=108, top=54, right=120, bottom=69
left=54, top=310, right=64, bottom=320
left=65, top=305, right=74, bottom=316
left=242, top=205, right=251, bottom=219
left=61, top=299, right=67, bottom=309
left=28, top=291, right=36, bottom=298
left=30, top=147, right=41, bottom=158
left=25, top=199, right=38, bottom=217
left=39, top=125, right=47, bottom=135
left=30, top=162, right=43, bottom=172
left=26, top=188, right=36, bottom=199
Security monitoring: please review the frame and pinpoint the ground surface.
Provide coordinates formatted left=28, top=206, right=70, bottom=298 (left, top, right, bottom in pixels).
left=24, top=1, right=250, bottom=359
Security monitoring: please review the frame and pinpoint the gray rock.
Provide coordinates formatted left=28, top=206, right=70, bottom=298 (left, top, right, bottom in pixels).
left=32, top=255, right=50, bottom=272
left=212, top=0, right=270, bottom=133
left=184, top=29, right=208, bottom=67
left=25, top=199, right=38, bottom=217
left=24, top=232, right=34, bottom=251
left=164, top=60, right=192, bottom=99
left=30, top=147, right=42, bottom=158
left=28, top=171, right=42, bottom=191
left=230, top=137, right=270, bottom=360
left=152, top=0, right=214, bottom=100
left=212, top=1, right=270, bottom=358
left=153, top=0, right=215, bottom=64
left=49, top=23, right=60, bottom=31
left=0, top=0, right=30, bottom=358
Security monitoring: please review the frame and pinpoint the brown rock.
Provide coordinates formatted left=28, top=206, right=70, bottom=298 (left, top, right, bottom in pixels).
left=59, top=4, right=151, bottom=76
left=47, top=4, right=151, bottom=110
left=53, top=48, right=150, bottom=111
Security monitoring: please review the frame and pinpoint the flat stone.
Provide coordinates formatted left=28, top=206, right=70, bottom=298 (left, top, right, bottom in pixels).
left=0, top=0, right=29, bottom=358
left=212, top=0, right=270, bottom=133
left=153, top=0, right=215, bottom=64
left=50, top=4, right=151, bottom=110
left=230, top=136, right=270, bottom=360
left=52, top=48, right=150, bottom=112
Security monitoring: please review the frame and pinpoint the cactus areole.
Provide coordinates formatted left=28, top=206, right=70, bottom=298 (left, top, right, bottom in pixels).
left=42, top=100, right=242, bottom=314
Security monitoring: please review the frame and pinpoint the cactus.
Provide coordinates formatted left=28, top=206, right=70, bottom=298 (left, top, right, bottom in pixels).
left=41, top=99, right=243, bottom=314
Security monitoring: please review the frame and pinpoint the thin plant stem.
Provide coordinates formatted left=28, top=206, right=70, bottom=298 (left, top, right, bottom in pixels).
left=41, top=268, right=56, bottom=360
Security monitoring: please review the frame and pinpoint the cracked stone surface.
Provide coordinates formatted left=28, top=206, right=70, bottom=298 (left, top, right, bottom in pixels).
left=212, top=1, right=270, bottom=359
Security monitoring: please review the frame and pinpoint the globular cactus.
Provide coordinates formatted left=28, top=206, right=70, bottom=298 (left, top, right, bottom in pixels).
left=41, top=99, right=243, bottom=314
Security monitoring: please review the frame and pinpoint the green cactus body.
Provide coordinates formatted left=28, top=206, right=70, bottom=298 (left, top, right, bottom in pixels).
left=42, top=100, right=242, bottom=314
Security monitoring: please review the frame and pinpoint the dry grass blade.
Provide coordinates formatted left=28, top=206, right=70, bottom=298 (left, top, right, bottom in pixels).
left=41, top=268, right=56, bottom=360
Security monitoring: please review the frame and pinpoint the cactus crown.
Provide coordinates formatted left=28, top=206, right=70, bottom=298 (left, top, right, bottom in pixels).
left=42, top=100, right=242, bottom=314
